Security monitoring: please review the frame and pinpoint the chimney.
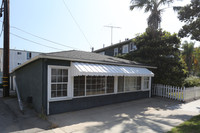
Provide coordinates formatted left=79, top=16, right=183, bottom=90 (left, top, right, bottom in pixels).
left=91, top=47, right=94, bottom=52
left=103, top=44, right=105, bottom=48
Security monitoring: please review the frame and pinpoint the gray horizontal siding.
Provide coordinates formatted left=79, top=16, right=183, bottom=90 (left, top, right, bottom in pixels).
left=49, top=91, right=149, bottom=114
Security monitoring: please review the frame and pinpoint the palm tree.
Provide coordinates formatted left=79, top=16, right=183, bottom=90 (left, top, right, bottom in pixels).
left=182, top=41, right=194, bottom=75
left=130, top=0, right=174, bottom=30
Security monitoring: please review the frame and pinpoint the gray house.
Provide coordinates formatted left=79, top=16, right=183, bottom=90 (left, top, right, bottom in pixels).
left=94, top=39, right=137, bottom=56
left=11, top=50, right=154, bottom=115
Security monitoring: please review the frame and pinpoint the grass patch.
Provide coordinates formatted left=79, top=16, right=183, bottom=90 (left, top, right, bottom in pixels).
left=167, top=114, right=200, bottom=133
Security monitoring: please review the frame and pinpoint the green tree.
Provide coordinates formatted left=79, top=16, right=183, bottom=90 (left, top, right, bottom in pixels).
left=181, top=41, right=194, bottom=75
left=194, top=47, right=200, bottom=76
left=122, top=29, right=188, bottom=86
left=130, top=0, right=174, bottom=30
left=177, top=0, right=200, bottom=41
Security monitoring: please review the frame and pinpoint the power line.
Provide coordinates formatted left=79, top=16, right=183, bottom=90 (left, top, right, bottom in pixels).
left=62, top=0, right=92, bottom=49
left=10, top=32, right=63, bottom=51
left=0, top=20, right=79, bottom=50
left=11, top=26, right=79, bottom=50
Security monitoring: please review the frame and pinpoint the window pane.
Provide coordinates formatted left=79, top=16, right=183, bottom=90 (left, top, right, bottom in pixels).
left=144, top=77, right=149, bottom=90
left=51, top=91, right=56, bottom=97
left=50, top=68, right=68, bottom=98
left=63, top=84, right=67, bottom=90
left=107, top=76, right=114, bottom=93
left=63, top=69, right=68, bottom=75
left=57, top=76, right=62, bottom=82
left=74, top=76, right=85, bottom=97
left=57, top=91, right=62, bottom=97
left=137, top=77, right=141, bottom=90
left=51, top=84, right=56, bottom=91
left=57, top=84, right=62, bottom=91
left=63, top=90, right=67, bottom=96
left=125, top=77, right=139, bottom=92
left=51, top=76, right=57, bottom=82
left=118, top=76, right=124, bottom=92
left=57, top=69, right=62, bottom=75
left=63, top=76, right=68, bottom=82
left=86, top=76, right=105, bottom=96
left=52, top=69, right=57, bottom=75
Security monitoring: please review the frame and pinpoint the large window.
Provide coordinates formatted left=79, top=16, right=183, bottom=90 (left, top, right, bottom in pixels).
left=74, top=76, right=85, bottom=96
left=144, top=77, right=149, bottom=90
left=118, top=76, right=124, bottom=92
left=86, top=76, right=105, bottom=95
left=114, top=48, right=118, bottom=56
left=122, top=45, right=128, bottom=54
left=107, top=76, right=114, bottom=93
left=74, top=76, right=115, bottom=97
left=50, top=68, right=68, bottom=98
left=125, top=77, right=141, bottom=91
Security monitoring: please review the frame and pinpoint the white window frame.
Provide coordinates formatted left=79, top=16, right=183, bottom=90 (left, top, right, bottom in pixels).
left=114, top=48, right=118, bottom=56
left=142, top=77, right=151, bottom=90
left=47, top=65, right=71, bottom=102
left=99, top=51, right=105, bottom=55
left=131, top=44, right=137, bottom=51
left=122, top=45, right=129, bottom=54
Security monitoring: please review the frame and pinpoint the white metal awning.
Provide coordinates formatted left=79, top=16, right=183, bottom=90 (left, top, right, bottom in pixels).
left=71, top=62, right=154, bottom=77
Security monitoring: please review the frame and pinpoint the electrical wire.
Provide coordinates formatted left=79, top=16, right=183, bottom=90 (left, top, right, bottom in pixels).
left=62, top=0, right=92, bottom=49
left=10, top=32, right=63, bottom=51
left=11, top=26, right=79, bottom=50
left=0, top=20, right=79, bottom=50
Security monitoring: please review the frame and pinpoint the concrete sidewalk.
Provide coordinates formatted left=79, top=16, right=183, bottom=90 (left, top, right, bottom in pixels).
left=0, top=97, right=51, bottom=133
left=42, top=97, right=200, bottom=133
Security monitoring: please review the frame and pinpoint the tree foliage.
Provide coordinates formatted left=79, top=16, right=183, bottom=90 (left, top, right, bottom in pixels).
left=194, top=47, right=200, bottom=76
left=181, top=41, right=194, bottom=75
left=177, top=0, right=200, bottom=41
left=122, top=29, right=188, bottom=86
left=181, top=41, right=200, bottom=76
left=130, top=0, right=174, bottom=30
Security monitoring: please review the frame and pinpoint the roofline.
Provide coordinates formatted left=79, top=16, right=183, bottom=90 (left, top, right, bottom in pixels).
left=11, top=54, right=156, bottom=73
left=94, top=39, right=133, bottom=52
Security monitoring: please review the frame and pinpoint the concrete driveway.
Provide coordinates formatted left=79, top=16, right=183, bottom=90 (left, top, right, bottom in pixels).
left=40, top=97, right=200, bottom=133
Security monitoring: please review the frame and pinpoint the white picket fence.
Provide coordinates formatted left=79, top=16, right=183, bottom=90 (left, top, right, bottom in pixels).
left=152, top=84, right=200, bottom=102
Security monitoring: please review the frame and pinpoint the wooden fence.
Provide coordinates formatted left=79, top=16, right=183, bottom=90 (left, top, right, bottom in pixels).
left=152, top=84, right=200, bottom=102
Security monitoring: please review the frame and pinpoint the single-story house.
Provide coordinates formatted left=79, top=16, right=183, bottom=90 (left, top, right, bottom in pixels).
left=11, top=50, right=155, bottom=115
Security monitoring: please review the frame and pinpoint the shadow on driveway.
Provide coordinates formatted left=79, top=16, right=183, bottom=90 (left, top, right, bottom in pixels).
left=0, top=97, right=51, bottom=133
left=47, top=97, right=200, bottom=133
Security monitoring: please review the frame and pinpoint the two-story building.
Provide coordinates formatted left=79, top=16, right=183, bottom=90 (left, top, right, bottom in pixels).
left=94, top=39, right=137, bottom=56
left=0, top=48, right=41, bottom=84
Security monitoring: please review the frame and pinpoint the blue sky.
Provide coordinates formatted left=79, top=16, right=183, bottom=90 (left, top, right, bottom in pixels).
left=0, top=0, right=198, bottom=53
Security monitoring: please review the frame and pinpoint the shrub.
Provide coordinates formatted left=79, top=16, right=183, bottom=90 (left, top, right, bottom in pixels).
left=183, top=76, right=200, bottom=87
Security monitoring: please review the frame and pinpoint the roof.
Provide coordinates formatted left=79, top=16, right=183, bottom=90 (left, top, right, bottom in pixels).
left=12, top=50, right=156, bottom=73
left=94, top=39, right=133, bottom=53
left=71, top=62, right=154, bottom=77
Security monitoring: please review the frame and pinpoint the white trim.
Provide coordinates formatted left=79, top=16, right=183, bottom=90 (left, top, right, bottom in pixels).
left=149, top=77, right=152, bottom=98
left=47, top=65, right=71, bottom=114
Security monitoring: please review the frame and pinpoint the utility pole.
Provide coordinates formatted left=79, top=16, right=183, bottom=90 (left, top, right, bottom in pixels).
left=2, top=0, right=10, bottom=97
left=104, top=25, right=120, bottom=45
